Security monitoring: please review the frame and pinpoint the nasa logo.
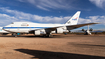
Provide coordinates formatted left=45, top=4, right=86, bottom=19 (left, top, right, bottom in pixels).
left=72, top=17, right=78, bottom=20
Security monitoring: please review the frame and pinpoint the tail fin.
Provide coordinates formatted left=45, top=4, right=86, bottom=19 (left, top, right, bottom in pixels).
left=65, top=11, right=81, bottom=25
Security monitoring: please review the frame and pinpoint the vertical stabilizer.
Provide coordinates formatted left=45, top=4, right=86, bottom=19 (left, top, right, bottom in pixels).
left=65, top=11, right=81, bottom=25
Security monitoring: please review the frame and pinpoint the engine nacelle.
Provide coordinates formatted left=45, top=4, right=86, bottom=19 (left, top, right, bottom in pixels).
left=34, top=29, right=46, bottom=35
left=34, top=30, right=40, bottom=35
left=56, top=28, right=63, bottom=34
left=89, top=28, right=93, bottom=31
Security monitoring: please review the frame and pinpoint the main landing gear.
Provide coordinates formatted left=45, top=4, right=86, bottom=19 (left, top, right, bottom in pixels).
left=43, top=33, right=53, bottom=37
left=12, top=33, right=20, bottom=37
left=12, top=33, right=17, bottom=37
left=46, top=34, right=53, bottom=37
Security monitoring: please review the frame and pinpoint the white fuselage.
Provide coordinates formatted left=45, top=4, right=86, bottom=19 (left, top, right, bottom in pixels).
left=2, top=11, right=81, bottom=35
left=3, top=22, right=65, bottom=33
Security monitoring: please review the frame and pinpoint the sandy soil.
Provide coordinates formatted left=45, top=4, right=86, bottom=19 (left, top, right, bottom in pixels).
left=0, top=34, right=105, bottom=59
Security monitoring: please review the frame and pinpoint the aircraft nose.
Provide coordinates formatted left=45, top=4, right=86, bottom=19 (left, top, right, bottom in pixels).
left=2, top=27, right=5, bottom=29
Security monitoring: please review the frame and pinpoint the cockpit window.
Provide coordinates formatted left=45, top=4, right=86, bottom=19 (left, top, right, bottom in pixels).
left=11, top=22, right=14, bottom=24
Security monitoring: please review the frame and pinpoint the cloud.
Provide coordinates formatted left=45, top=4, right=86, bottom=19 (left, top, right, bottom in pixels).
left=18, top=0, right=76, bottom=11
left=0, top=14, right=19, bottom=26
left=0, top=7, right=71, bottom=23
left=0, top=7, right=105, bottom=27
left=89, top=0, right=105, bottom=9
left=0, top=7, right=70, bottom=26
left=79, top=16, right=105, bottom=25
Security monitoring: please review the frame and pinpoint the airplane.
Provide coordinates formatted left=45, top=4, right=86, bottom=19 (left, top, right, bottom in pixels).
left=71, top=25, right=105, bottom=35
left=1, top=11, right=98, bottom=37
left=82, top=25, right=92, bottom=35
left=81, top=25, right=105, bottom=35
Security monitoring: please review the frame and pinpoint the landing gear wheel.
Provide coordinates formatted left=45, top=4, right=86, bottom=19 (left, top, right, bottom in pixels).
left=12, top=33, right=17, bottom=37
left=64, top=33, right=67, bottom=35
left=49, top=34, right=53, bottom=37
left=46, top=34, right=53, bottom=37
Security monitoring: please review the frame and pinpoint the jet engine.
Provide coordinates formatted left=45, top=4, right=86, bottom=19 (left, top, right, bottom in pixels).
left=34, top=30, right=40, bottom=35
left=56, top=28, right=64, bottom=34
left=34, top=29, right=46, bottom=35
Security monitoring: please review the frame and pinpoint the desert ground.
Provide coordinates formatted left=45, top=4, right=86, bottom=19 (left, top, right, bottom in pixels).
left=0, top=34, right=105, bottom=59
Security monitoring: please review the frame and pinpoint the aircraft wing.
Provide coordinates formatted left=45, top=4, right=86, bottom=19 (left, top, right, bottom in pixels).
left=66, top=23, right=99, bottom=30
left=29, top=23, right=98, bottom=33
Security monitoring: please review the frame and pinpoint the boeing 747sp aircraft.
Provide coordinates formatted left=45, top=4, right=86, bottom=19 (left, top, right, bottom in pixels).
left=2, top=11, right=98, bottom=37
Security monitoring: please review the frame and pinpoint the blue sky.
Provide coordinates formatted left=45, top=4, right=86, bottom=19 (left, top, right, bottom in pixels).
left=0, top=0, right=105, bottom=30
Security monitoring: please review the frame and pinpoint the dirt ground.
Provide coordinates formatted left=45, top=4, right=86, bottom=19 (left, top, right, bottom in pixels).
left=0, top=34, right=105, bottom=59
